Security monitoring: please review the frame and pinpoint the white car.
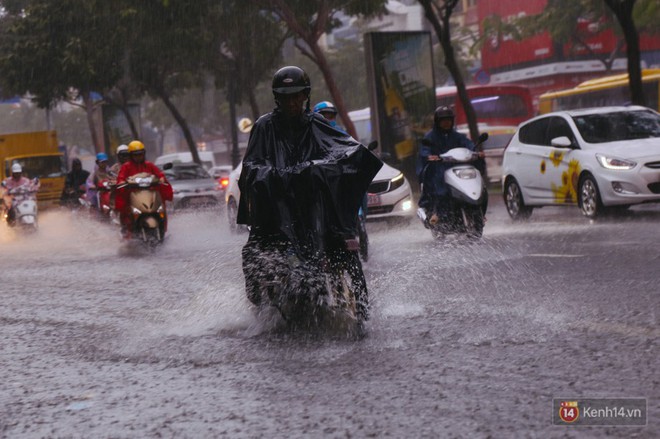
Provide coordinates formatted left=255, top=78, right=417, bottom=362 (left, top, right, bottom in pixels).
left=225, top=160, right=415, bottom=231
left=502, top=106, right=660, bottom=219
left=365, top=162, right=415, bottom=221
left=208, top=165, right=232, bottom=196
left=225, top=163, right=244, bottom=232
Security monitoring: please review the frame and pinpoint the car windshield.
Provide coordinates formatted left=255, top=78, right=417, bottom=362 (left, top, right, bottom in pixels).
left=164, top=165, right=210, bottom=181
left=483, top=132, right=514, bottom=150
left=572, top=110, right=660, bottom=143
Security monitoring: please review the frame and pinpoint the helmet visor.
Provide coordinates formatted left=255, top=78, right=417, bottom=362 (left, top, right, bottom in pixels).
left=273, top=86, right=310, bottom=95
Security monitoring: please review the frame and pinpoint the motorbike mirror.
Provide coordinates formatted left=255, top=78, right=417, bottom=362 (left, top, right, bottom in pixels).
left=367, top=140, right=379, bottom=151
left=477, top=133, right=489, bottom=143
left=162, top=162, right=173, bottom=170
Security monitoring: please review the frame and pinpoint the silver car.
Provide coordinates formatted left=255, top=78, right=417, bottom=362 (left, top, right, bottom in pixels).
left=162, top=163, right=223, bottom=210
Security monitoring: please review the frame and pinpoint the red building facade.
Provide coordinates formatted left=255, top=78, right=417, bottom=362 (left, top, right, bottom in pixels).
left=477, top=0, right=660, bottom=107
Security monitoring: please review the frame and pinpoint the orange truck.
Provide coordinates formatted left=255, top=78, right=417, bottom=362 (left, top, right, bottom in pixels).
left=0, top=130, right=66, bottom=209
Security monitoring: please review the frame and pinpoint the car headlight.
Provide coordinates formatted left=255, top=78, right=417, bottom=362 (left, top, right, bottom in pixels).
left=596, top=154, right=636, bottom=170
left=390, top=173, right=405, bottom=191
left=452, top=168, right=478, bottom=179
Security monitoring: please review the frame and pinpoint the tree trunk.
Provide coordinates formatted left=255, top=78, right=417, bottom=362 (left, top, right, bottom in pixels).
left=101, top=87, right=140, bottom=140
left=420, top=0, right=480, bottom=143
left=81, top=91, right=102, bottom=154
left=308, top=41, right=358, bottom=140
left=604, top=0, right=645, bottom=106
left=248, top=89, right=260, bottom=122
left=228, top=80, right=241, bottom=168
left=157, top=88, right=202, bottom=165
left=117, top=103, right=140, bottom=140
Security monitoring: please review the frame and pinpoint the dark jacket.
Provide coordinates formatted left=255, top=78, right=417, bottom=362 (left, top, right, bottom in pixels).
left=237, top=108, right=382, bottom=252
left=417, top=127, right=474, bottom=199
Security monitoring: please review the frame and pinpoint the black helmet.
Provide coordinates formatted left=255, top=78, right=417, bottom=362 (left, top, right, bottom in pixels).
left=272, top=66, right=311, bottom=96
left=434, top=106, right=455, bottom=126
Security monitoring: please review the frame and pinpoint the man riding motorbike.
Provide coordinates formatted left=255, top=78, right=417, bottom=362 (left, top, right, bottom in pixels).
left=60, top=158, right=90, bottom=208
left=417, top=106, right=486, bottom=225
left=313, top=101, right=340, bottom=129
left=1, top=164, right=39, bottom=225
left=87, top=152, right=112, bottom=210
left=109, top=144, right=130, bottom=176
left=238, top=66, right=381, bottom=322
left=115, top=140, right=173, bottom=239
left=108, top=144, right=129, bottom=210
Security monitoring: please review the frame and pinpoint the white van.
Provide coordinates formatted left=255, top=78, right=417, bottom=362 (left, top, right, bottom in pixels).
left=154, top=151, right=216, bottom=170
left=347, top=107, right=372, bottom=145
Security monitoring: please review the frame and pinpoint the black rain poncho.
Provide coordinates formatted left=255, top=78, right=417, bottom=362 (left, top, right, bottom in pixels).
left=238, top=109, right=382, bottom=256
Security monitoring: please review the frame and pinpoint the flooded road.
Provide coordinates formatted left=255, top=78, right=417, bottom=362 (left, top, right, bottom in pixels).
left=1, top=200, right=658, bottom=438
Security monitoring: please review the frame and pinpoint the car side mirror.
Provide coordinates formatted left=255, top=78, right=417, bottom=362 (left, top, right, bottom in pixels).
left=367, top=140, right=379, bottom=151
left=550, top=136, right=573, bottom=148
left=162, top=162, right=173, bottom=170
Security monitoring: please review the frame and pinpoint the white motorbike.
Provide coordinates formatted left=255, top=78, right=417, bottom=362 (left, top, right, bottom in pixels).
left=418, top=133, right=488, bottom=239
left=2, top=179, right=40, bottom=231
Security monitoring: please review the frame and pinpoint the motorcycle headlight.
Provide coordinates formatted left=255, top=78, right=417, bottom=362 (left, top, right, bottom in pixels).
left=452, top=168, right=478, bottom=179
left=596, top=154, right=636, bottom=170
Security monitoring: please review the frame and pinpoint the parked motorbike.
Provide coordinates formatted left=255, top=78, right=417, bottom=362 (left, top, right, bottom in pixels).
left=1, top=179, right=40, bottom=231
left=116, top=173, right=168, bottom=247
left=418, top=133, right=489, bottom=240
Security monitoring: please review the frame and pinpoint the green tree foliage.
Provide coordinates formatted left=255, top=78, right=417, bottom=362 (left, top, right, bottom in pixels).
left=0, top=0, right=125, bottom=151
left=205, top=1, right=287, bottom=121
left=122, top=0, right=218, bottom=164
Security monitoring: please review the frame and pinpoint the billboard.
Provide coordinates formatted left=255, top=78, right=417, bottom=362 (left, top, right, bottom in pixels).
left=365, top=32, right=436, bottom=164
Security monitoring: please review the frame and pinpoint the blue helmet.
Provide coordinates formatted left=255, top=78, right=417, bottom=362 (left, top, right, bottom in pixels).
left=96, top=152, right=109, bottom=162
left=313, top=101, right=337, bottom=115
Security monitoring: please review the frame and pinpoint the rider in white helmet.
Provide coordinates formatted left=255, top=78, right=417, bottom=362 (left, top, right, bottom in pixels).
left=1, top=163, right=38, bottom=223
left=3, top=164, right=31, bottom=190
left=110, top=144, right=130, bottom=176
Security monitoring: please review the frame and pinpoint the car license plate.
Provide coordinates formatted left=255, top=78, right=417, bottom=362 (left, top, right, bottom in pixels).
left=367, top=193, right=381, bottom=207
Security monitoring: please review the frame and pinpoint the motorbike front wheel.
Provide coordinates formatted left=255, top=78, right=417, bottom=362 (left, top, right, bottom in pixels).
left=461, top=207, right=484, bottom=239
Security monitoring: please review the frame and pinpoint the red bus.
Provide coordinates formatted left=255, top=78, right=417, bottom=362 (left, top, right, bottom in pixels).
left=435, top=85, right=535, bottom=127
